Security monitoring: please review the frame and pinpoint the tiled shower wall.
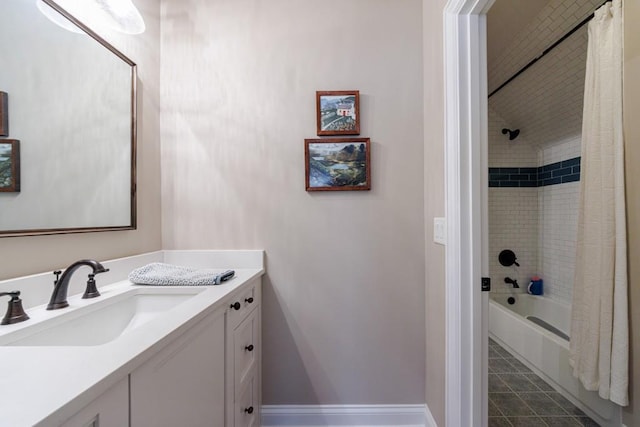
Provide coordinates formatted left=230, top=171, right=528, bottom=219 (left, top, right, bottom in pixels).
left=489, top=188, right=538, bottom=295
left=538, top=137, right=581, bottom=304
left=489, top=108, right=539, bottom=296
left=489, top=108, right=581, bottom=304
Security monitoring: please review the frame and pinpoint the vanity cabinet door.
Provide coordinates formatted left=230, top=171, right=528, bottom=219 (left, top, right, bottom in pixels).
left=234, top=373, right=259, bottom=427
left=234, top=307, right=258, bottom=392
left=130, top=308, right=226, bottom=427
left=60, top=377, right=128, bottom=427
left=232, top=308, right=260, bottom=427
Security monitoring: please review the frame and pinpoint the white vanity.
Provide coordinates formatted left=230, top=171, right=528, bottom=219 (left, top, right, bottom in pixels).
left=0, top=250, right=263, bottom=427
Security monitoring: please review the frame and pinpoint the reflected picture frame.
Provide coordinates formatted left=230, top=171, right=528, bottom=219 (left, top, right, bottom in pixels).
left=0, top=139, right=20, bottom=193
left=0, top=92, right=8, bottom=137
left=305, top=138, right=371, bottom=191
left=316, top=90, right=360, bottom=136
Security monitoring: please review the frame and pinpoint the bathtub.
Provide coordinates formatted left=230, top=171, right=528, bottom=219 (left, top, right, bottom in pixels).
left=489, top=294, right=621, bottom=427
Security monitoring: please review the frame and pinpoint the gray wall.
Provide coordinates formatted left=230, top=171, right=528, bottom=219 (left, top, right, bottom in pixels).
left=423, top=0, right=447, bottom=424
left=160, top=0, right=426, bottom=405
left=0, top=0, right=162, bottom=280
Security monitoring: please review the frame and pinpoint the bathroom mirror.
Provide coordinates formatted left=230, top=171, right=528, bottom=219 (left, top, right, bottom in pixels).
left=0, top=0, right=136, bottom=236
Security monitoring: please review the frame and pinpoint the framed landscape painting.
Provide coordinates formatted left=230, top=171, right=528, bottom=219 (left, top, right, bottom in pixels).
left=316, top=90, right=360, bottom=136
left=305, top=138, right=370, bottom=191
left=0, top=139, right=20, bottom=192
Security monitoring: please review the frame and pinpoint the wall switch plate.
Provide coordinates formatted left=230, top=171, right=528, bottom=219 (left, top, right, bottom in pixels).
left=433, top=217, right=446, bottom=245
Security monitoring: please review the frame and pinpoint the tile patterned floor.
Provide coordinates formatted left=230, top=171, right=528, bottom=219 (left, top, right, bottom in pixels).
left=488, top=338, right=601, bottom=427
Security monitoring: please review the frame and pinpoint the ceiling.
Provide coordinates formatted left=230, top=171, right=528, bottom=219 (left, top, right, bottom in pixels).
left=487, top=0, right=605, bottom=149
left=486, top=0, right=548, bottom=72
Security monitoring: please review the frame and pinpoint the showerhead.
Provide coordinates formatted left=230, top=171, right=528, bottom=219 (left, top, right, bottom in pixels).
left=502, top=128, right=520, bottom=141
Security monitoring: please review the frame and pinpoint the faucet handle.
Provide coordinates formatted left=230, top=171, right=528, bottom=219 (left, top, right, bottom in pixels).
left=82, top=273, right=101, bottom=299
left=0, top=291, right=30, bottom=325
left=53, top=270, right=62, bottom=285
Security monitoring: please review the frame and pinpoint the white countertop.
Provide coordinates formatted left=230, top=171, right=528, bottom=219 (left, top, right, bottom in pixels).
left=0, top=251, right=264, bottom=427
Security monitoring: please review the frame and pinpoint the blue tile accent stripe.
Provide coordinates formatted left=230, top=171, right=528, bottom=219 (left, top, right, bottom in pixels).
left=488, top=156, right=581, bottom=188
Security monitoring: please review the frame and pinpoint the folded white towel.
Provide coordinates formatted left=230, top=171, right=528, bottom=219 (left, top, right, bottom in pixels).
left=128, top=263, right=235, bottom=286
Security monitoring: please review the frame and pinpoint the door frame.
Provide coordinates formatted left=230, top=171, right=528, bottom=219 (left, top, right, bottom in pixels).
left=443, top=0, right=493, bottom=426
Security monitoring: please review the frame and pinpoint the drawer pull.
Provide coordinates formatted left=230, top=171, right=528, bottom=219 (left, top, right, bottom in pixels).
left=230, top=302, right=241, bottom=310
left=244, top=406, right=254, bottom=414
left=245, top=297, right=254, bottom=304
left=245, top=344, right=254, bottom=352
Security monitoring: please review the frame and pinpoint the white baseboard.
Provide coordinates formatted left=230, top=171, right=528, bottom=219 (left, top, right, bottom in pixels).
left=423, top=404, right=437, bottom=427
left=261, top=404, right=436, bottom=427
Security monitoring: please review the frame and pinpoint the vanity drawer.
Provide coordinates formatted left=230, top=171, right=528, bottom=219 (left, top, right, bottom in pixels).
left=233, top=306, right=258, bottom=391
left=234, top=373, right=258, bottom=427
left=227, top=279, right=259, bottom=329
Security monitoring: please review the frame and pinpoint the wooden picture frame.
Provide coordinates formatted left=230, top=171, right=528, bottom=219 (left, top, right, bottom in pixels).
left=316, top=90, right=360, bottom=136
left=305, top=138, right=370, bottom=191
left=0, top=92, right=8, bottom=137
left=0, top=139, right=20, bottom=192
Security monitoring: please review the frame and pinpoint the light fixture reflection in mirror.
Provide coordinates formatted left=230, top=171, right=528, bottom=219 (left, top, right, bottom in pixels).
left=36, top=0, right=145, bottom=35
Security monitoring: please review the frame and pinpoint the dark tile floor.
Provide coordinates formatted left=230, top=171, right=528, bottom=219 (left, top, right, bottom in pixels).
left=488, top=338, right=601, bottom=427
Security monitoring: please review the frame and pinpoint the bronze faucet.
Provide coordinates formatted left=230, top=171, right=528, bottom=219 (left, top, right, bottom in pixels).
left=0, top=291, right=29, bottom=325
left=504, top=277, right=520, bottom=288
left=47, top=259, right=110, bottom=310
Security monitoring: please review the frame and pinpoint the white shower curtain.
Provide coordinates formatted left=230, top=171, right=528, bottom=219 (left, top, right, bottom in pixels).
left=569, top=0, right=628, bottom=406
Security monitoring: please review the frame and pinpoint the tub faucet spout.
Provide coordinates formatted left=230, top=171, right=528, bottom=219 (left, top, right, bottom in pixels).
left=504, top=277, right=519, bottom=288
left=47, top=259, right=109, bottom=310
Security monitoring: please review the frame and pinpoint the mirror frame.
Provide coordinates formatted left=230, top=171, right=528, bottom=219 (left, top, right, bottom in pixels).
left=1, top=0, right=137, bottom=237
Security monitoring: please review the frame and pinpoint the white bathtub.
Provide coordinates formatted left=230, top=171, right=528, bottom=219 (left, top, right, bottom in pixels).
left=489, top=294, right=621, bottom=427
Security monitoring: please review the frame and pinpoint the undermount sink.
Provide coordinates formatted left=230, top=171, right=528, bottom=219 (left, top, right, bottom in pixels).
left=0, top=287, right=205, bottom=347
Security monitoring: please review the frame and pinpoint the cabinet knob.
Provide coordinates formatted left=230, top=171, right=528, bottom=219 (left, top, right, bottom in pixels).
left=244, top=406, right=254, bottom=414
left=245, top=297, right=254, bottom=304
left=230, top=302, right=241, bottom=310
left=245, top=344, right=254, bottom=352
